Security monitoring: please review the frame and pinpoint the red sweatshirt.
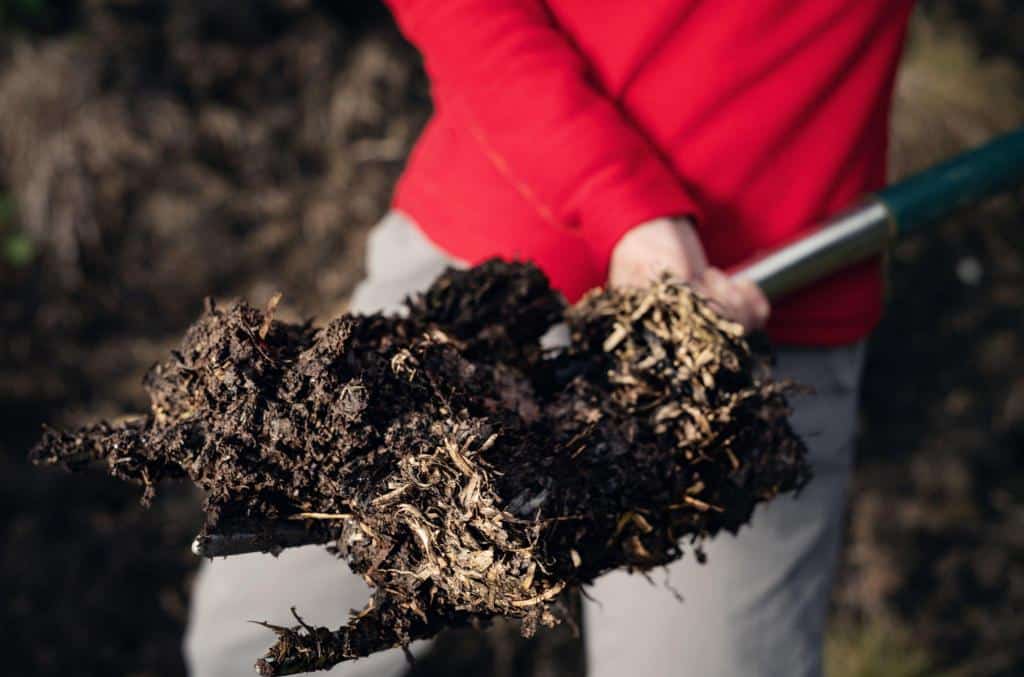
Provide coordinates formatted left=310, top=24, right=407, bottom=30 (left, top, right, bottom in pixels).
left=385, top=0, right=915, bottom=345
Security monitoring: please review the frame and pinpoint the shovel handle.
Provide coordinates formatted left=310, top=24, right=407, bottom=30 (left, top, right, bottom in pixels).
left=879, top=127, right=1024, bottom=237
left=734, top=127, right=1024, bottom=300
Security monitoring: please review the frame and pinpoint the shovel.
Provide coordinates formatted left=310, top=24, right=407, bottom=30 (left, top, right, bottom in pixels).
left=194, top=126, right=1024, bottom=558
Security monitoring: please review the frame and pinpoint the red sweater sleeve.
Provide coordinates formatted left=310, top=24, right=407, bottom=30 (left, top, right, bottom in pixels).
left=384, top=0, right=702, bottom=270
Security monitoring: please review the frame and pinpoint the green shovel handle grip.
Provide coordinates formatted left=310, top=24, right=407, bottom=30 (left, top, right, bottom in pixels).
left=876, top=127, right=1024, bottom=236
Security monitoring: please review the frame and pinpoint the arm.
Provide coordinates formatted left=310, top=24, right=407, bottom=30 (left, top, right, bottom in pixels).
left=384, top=0, right=698, bottom=270
left=386, top=0, right=768, bottom=329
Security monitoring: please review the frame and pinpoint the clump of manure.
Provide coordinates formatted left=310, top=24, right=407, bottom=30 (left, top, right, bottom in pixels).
left=33, top=260, right=810, bottom=676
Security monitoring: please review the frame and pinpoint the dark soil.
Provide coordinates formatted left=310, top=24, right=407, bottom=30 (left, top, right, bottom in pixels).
left=33, top=261, right=809, bottom=675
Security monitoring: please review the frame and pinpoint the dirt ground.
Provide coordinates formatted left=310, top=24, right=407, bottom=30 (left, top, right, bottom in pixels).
left=1, top=2, right=1023, bottom=676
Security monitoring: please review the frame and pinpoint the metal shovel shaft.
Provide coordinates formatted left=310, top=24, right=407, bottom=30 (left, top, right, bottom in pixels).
left=192, top=522, right=329, bottom=558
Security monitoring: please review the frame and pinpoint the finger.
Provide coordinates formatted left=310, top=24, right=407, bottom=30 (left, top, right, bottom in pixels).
left=698, top=268, right=742, bottom=317
left=699, top=268, right=760, bottom=330
left=704, top=268, right=745, bottom=309
left=732, top=277, right=771, bottom=328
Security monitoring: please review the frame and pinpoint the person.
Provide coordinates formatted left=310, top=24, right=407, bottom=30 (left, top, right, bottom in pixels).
left=185, top=2, right=916, bottom=675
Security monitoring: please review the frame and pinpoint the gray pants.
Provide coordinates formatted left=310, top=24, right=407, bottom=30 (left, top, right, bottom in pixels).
left=185, top=211, right=865, bottom=677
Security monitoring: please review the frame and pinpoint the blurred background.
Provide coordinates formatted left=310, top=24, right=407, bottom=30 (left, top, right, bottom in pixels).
left=1, top=1, right=1022, bottom=675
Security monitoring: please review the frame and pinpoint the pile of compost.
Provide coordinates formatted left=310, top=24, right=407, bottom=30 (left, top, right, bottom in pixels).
left=33, top=260, right=810, bottom=675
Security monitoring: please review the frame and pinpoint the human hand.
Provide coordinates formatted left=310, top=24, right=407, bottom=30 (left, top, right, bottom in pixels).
left=608, top=217, right=770, bottom=331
